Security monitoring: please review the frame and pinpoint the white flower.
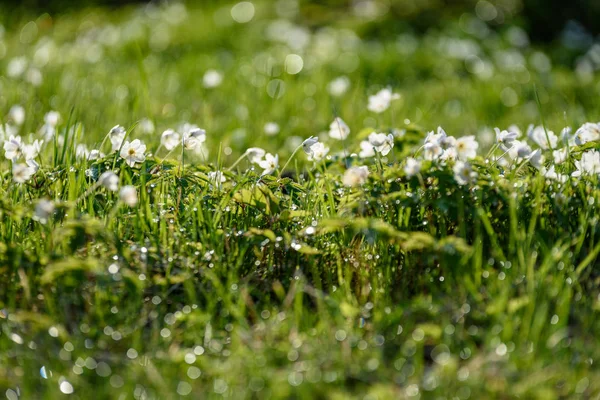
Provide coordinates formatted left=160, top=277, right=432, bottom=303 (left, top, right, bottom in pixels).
left=543, top=166, right=567, bottom=183
left=26, top=159, right=39, bottom=173
left=76, top=144, right=89, bottom=160
left=455, top=136, right=479, bottom=160
left=527, top=125, right=557, bottom=150
left=139, top=118, right=155, bottom=134
left=328, top=117, right=350, bottom=140
left=528, top=149, right=544, bottom=169
left=182, top=127, right=206, bottom=150
left=44, top=111, right=60, bottom=127
left=574, top=122, right=600, bottom=145
left=506, top=140, right=532, bottom=160
left=99, top=171, right=119, bottom=191
left=495, top=128, right=518, bottom=147
left=208, top=171, right=226, bottom=184
left=246, top=147, right=266, bottom=164
left=425, top=127, right=448, bottom=146
left=4, top=135, right=23, bottom=160
left=367, top=88, right=400, bottom=113
left=572, top=150, right=600, bottom=177
left=307, top=142, right=329, bottom=161
left=302, top=136, right=319, bottom=155
left=359, top=140, right=376, bottom=158
left=34, top=200, right=55, bottom=223
left=552, top=148, right=568, bottom=164
left=203, top=69, right=223, bottom=88
left=7, top=57, right=27, bottom=78
left=453, top=161, right=477, bottom=186
left=161, top=129, right=180, bottom=151
left=404, top=157, right=421, bottom=178
left=423, top=142, right=443, bottom=161
left=12, top=163, right=35, bottom=183
left=120, top=139, right=146, bottom=167
left=327, top=76, right=350, bottom=97
left=440, top=147, right=458, bottom=162
left=109, top=125, right=127, bottom=152
left=9, top=105, right=25, bottom=125
left=119, top=186, right=138, bottom=207
left=368, top=133, right=395, bottom=156
left=264, top=122, right=280, bottom=136
left=259, top=153, right=279, bottom=175
left=343, top=166, right=370, bottom=186
left=88, top=149, right=104, bottom=160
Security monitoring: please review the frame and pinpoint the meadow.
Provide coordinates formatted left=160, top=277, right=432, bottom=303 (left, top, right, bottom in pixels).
left=1, top=1, right=600, bottom=398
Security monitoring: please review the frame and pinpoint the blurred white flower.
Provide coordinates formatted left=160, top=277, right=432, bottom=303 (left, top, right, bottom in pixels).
left=574, top=122, right=600, bottom=145
left=208, top=171, right=226, bottom=184
left=7, top=57, right=27, bottom=78
left=528, top=149, right=544, bottom=169
left=453, top=161, right=477, bottom=185
left=182, top=127, right=206, bottom=150
left=423, top=142, right=443, bottom=161
left=9, top=105, right=25, bottom=126
left=328, top=117, right=350, bottom=140
left=572, top=150, right=600, bottom=177
left=327, top=76, right=350, bottom=97
left=88, top=149, right=104, bottom=160
left=246, top=147, right=266, bottom=164
left=404, top=157, right=421, bottom=178
left=359, top=140, right=375, bottom=158
left=440, top=146, right=458, bottom=162
left=120, top=139, right=146, bottom=167
left=302, top=136, right=319, bottom=155
left=506, top=140, right=532, bottom=160
left=34, top=199, right=55, bottom=223
left=264, top=122, right=280, bottom=136
left=425, top=127, right=448, bottom=146
left=12, top=163, right=35, bottom=183
left=368, top=132, right=394, bottom=156
left=203, top=69, right=223, bottom=88
left=99, top=171, right=119, bottom=191
left=343, top=166, right=369, bottom=186
left=138, top=118, right=155, bottom=134
left=455, top=136, right=479, bottom=160
left=44, top=111, right=60, bottom=127
left=543, top=166, right=567, bottom=183
left=26, top=159, right=40, bottom=173
left=553, top=148, right=568, bottom=164
left=367, top=88, right=400, bottom=113
left=527, top=125, right=557, bottom=150
left=119, top=185, right=138, bottom=207
left=161, top=129, right=180, bottom=151
left=109, top=125, right=127, bottom=152
left=26, top=68, right=43, bottom=86
left=76, top=144, right=89, bottom=160
left=495, top=128, right=518, bottom=147
left=307, top=142, right=329, bottom=161
left=259, top=153, right=279, bottom=175
left=4, top=135, right=23, bottom=160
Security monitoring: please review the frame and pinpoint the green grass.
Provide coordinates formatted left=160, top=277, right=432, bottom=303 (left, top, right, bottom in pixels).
left=1, top=1, right=600, bottom=399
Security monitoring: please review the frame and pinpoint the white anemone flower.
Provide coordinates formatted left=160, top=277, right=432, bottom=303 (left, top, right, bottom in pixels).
left=12, top=163, right=35, bottom=183
left=9, top=105, right=25, bottom=126
left=246, top=147, right=266, bottom=164
left=343, top=166, right=370, bottom=187
left=44, top=111, right=60, bottom=127
left=367, top=88, right=400, bottom=113
left=302, top=136, right=319, bottom=156
left=453, top=161, right=477, bottom=186
left=259, top=153, right=279, bottom=175
left=109, top=125, right=127, bottom=152
left=264, top=122, right=280, bottom=136
left=527, top=125, right=557, bottom=150
left=119, top=186, right=138, bottom=207
left=120, top=139, right=147, bottom=167
left=328, top=117, right=350, bottom=140
left=455, top=136, right=479, bottom=160
left=425, top=127, right=448, bottom=145
left=423, top=142, right=443, bottom=161
left=572, top=150, right=600, bottom=177
left=404, top=157, right=421, bottom=178
left=4, top=135, right=23, bottom=160
left=307, top=142, right=329, bottom=162
left=359, top=140, right=376, bottom=158
left=34, top=199, right=55, bottom=223
left=552, top=148, right=568, bottom=164
left=99, top=171, right=119, bottom=191
left=139, top=118, right=155, bottom=134
left=543, top=166, right=568, bottom=183
left=76, top=144, right=89, bottom=160
left=494, top=128, right=518, bottom=147
left=161, top=129, right=180, bottom=151
left=327, top=76, right=350, bottom=97
left=87, top=149, right=105, bottom=160
left=182, top=127, right=206, bottom=150
left=368, top=133, right=394, bottom=156
left=574, top=122, right=600, bottom=145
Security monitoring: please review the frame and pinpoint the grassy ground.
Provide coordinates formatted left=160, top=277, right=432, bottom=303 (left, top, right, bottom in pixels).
left=1, top=1, right=600, bottom=399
